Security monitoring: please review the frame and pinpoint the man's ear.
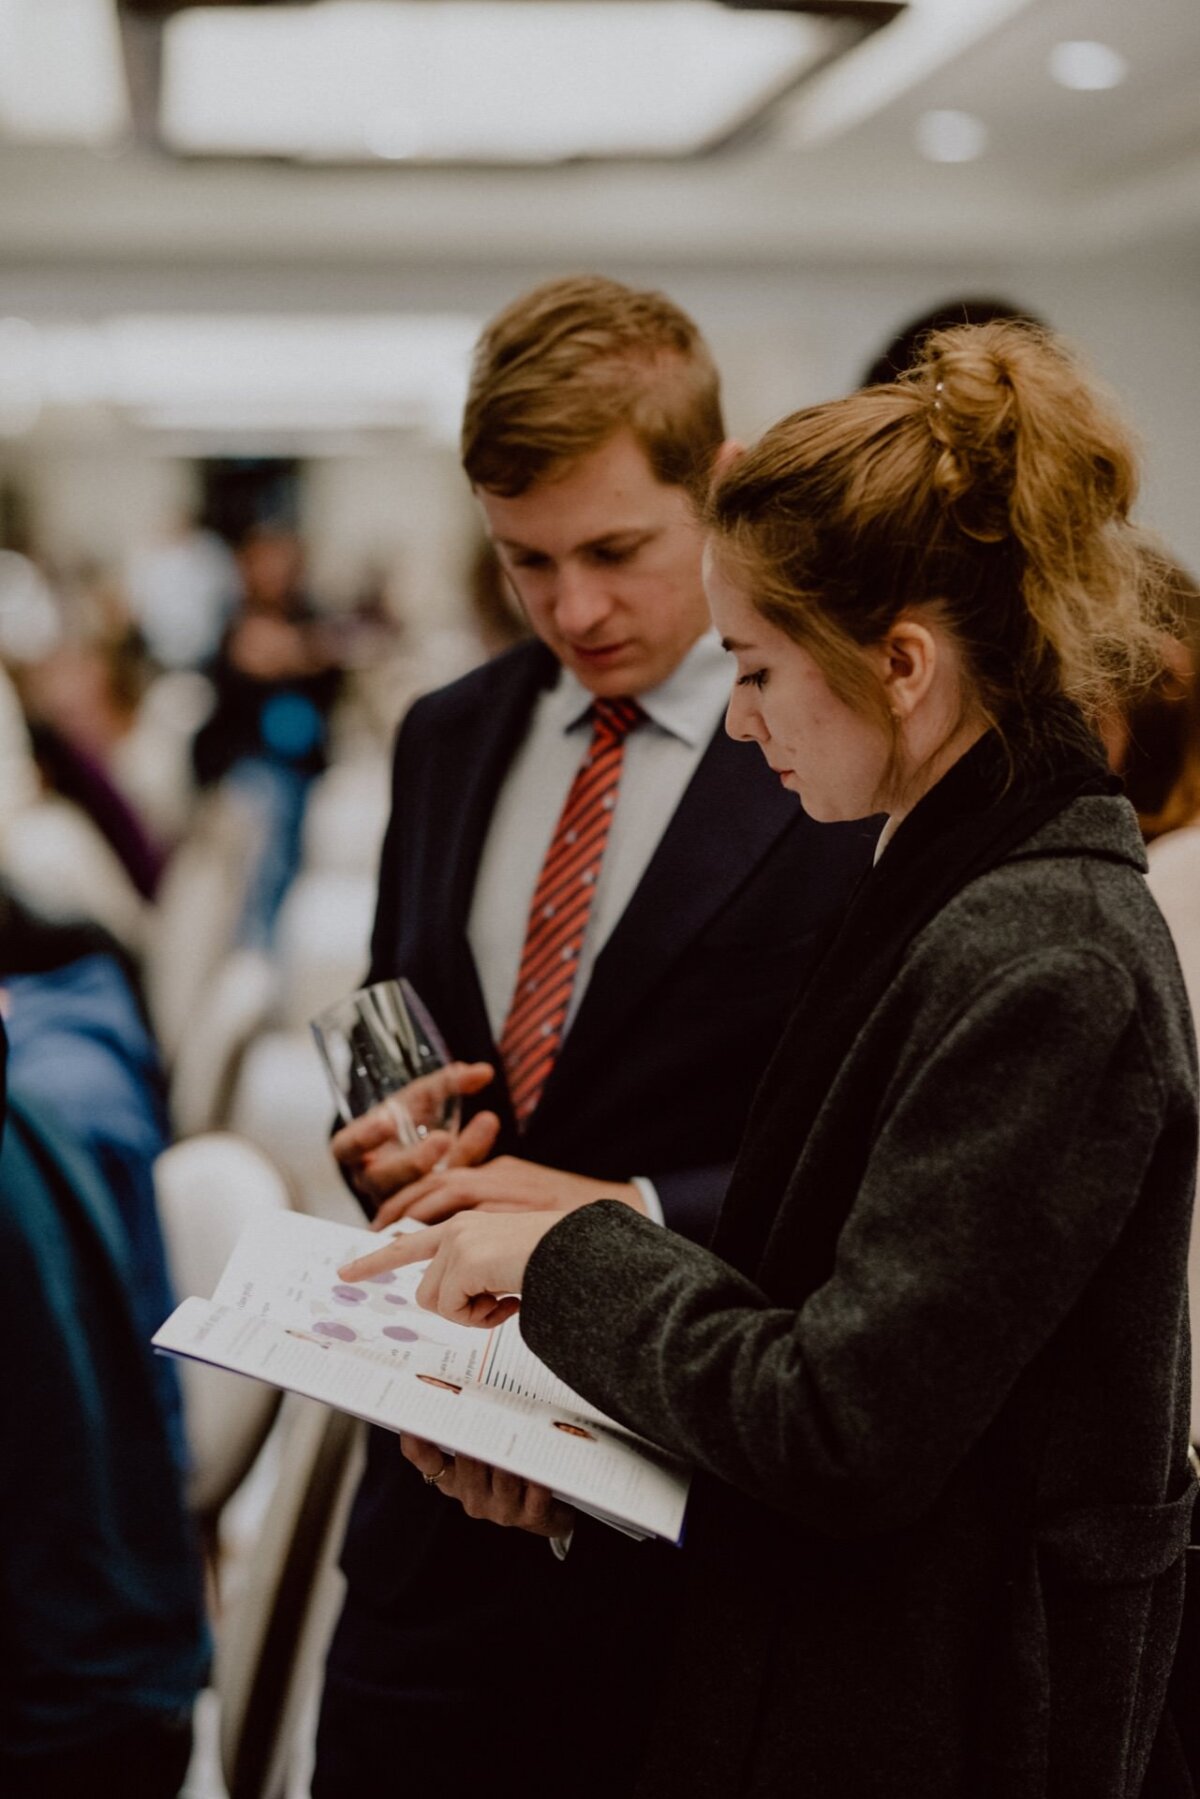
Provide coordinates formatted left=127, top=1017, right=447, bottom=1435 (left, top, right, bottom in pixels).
left=499, top=567, right=524, bottom=614
left=711, top=439, right=745, bottom=482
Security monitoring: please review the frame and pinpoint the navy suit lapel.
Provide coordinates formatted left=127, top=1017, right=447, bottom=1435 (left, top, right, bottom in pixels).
left=533, top=727, right=796, bottom=1117
left=429, top=643, right=557, bottom=1085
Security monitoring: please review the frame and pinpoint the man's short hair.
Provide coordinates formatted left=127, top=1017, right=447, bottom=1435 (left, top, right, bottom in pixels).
left=461, top=274, right=724, bottom=500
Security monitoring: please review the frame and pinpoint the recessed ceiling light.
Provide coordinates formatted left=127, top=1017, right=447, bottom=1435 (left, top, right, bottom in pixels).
left=915, top=109, right=988, bottom=164
left=1048, top=40, right=1128, bottom=92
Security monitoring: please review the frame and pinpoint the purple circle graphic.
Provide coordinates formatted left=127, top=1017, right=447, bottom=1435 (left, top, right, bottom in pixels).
left=332, top=1285, right=368, bottom=1304
left=384, top=1293, right=409, bottom=1307
left=382, top=1326, right=420, bottom=1343
left=313, top=1320, right=357, bottom=1342
left=365, top=1271, right=397, bottom=1285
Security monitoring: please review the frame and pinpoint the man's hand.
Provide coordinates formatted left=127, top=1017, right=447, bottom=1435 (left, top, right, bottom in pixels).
left=331, top=1062, right=498, bottom=1211
left=339, top=1209, right=562, bottom=1328
left=400, top=1434, right=574, bottom=1538
left=372, top=1155, right=645, bottom=1229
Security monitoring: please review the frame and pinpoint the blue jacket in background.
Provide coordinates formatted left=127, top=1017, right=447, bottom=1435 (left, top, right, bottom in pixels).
left=0, top=1089, right=208, bottom=1763
left=2, top=954, right=185, bottom=1467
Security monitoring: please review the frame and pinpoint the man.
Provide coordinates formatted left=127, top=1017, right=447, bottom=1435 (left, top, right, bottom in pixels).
left=313, top=275, right=877, bottom=1797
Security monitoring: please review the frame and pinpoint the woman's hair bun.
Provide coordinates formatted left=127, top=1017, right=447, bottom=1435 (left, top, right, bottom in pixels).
left=922, top=327, right=1023, bottom=541
left=914, top=320, right=1138, bottom=551
left=708, top=314, right=1165, bottom=738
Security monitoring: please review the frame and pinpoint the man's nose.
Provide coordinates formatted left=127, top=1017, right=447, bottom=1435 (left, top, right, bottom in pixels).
left=553, top=563, right=613, bottom=636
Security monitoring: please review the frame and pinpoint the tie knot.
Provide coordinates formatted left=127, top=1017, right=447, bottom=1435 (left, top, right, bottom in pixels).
left=590, top=697, right=643, bottom=744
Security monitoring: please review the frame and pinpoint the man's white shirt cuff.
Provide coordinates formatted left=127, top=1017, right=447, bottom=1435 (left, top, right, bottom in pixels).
left=631, top=1177, right=664, bottom=1226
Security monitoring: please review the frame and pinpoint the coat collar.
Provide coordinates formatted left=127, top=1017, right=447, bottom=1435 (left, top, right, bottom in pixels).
left=1001, top=792, right=1148, bottom=874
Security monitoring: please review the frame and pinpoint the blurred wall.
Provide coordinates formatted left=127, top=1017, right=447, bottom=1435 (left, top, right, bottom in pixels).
left=2, top=246, right=1197, bottom=600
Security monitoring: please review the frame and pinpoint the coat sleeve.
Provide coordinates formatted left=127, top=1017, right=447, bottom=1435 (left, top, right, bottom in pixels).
left=520, top=946, right=1171, bottom=1535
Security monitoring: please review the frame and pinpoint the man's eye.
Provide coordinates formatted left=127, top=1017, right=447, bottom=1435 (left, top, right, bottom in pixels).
left=510, top=554, right=550, bottom=572
left=588, top=545, right=635, bottom=567
left=737, top=669, right=768, bottom=690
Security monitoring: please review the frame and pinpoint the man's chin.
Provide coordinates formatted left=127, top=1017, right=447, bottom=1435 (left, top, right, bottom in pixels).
left=567, top=649, right=644, bottom=695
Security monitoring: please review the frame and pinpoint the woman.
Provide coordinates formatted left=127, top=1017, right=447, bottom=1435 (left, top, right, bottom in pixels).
left=342, top=323, right=1198, bottom=1797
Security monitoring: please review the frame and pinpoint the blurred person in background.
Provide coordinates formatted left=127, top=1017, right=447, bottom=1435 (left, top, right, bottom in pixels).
left=0, top=881, right=184, bottom=1464
left=0, top=895, right=208, bottom=1799
left=1109, top=564, right=1200, bottom=1453
left=0, top=1077, right=208, bottom=1799
left=342, top=320, right=1199, bottom=1799
left=192, top=522, right=343, bottom=947
left=312, top=274, right=878, bottom=1798
left=1117, top=567, right=1200, bottom=1785
left=859, top=294, right=1044, bottom=389
left=6, top=556, right=169, bottom=899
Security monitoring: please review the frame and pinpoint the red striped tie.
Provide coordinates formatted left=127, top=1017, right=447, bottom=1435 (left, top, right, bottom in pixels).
left=500, top=696, right=643, bottom=1125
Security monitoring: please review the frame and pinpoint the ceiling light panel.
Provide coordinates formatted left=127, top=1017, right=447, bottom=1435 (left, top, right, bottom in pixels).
left=11, top=313, right=482, bottom=439
left=160, top=1, right=843, bottom=163
left=0, top=0, right=130, bottom=145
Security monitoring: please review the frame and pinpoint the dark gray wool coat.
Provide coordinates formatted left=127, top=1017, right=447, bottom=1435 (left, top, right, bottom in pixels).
left=522, top=792, right=1199, bottom=1799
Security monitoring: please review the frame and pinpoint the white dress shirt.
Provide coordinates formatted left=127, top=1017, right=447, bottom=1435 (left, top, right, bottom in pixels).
left=467, top=629, right=731, bottom=1223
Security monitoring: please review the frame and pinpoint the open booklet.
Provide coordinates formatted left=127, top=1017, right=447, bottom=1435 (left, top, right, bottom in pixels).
left=153, top=1210, right=689, bottom=1544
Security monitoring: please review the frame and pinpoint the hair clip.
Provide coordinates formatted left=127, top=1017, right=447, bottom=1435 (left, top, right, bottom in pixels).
left=932, top=379, right=944, bottom=414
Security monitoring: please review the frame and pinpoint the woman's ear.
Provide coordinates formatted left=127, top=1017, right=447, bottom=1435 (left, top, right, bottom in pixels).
left=879, top=616, right=938, bottom=719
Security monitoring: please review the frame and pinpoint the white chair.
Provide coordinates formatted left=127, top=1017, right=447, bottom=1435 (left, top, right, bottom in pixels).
left=0, top=661, right=38, bottom=829
left=168, top=947, right=279, bottom=1139
left=0, top=796, right=149, bottom=952
left=214, top=1397, right=365, bottom=1799
left=154, top=1132, right=292, bottom=1521
left=145, top=786, right=260, bottom=1063
left=227, top=1030, right=361, bottom=1224
left=272, top=868, right=376, bottom=1031
left=299, top=756, right=389, bottom=877
left=111, top=668, right=215, bottom=846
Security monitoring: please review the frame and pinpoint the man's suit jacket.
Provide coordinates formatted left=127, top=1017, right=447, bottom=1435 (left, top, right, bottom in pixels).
left=331, top=637, right=877, bottom=1782
left=363, top=639, right=878, bottom=1241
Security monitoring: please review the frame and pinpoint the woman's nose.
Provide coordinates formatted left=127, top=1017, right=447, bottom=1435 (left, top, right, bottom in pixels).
left=725, top=687, right=766, bottom=744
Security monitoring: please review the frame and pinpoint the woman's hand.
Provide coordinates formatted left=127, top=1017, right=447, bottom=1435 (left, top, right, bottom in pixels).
left=400, top=1434, right=574, bottom=1538
left=338, top=1210, right=563, bottom=1328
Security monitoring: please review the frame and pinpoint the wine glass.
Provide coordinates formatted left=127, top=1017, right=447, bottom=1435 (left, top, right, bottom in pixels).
left=310, top=978, right=460, bottom=1148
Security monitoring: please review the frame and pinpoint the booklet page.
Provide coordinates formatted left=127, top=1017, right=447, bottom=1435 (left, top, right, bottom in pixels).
left=155, top=1210, right=688, bottom=1542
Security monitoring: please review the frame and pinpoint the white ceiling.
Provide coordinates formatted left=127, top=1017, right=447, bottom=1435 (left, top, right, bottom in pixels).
left=0, top=0, right=1196, bottom=270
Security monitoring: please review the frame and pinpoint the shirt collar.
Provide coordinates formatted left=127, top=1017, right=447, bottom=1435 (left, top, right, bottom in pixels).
left=552, top=629, right=729, bottom=747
